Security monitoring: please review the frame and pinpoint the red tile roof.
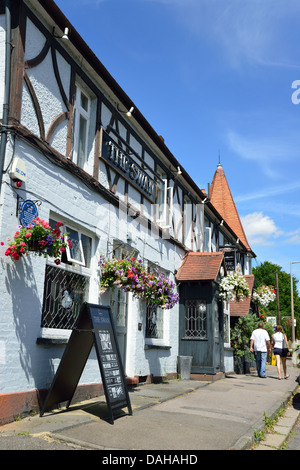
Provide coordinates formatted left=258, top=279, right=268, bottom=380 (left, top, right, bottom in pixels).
left=210, top=163, right=252, bottom=252
left=230, top=275, right=255, bottom=317
left=176, top=252, right=225, bottom=282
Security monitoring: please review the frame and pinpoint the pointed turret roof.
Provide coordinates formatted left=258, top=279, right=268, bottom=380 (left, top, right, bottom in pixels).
left=210, top=163, right=252, bottom=253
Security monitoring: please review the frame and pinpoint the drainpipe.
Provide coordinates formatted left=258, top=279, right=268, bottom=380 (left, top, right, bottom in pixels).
left=0, top=0, right=12, bottom=197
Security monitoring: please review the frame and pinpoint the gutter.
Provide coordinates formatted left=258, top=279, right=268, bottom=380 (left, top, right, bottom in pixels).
left=0, top=0, right=11, bottom=197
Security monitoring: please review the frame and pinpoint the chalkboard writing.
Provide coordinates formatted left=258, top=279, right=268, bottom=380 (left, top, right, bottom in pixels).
left=40, top=303, right=132, bottom=424
left=89, top=305, right=130, bottom=413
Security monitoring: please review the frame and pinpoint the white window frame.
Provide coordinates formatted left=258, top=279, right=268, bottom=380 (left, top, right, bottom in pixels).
left=72, top=84, right=91, bottom=169
left=64, top=224, right=86, bottom=266
left=144, top=261, right=169, bottom=347
left=156, top=171, right=173, bottom=229
left=204, top=226, right=212, bottom=252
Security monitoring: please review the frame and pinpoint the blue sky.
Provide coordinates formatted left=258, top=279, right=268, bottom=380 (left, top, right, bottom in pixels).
left=55, top=0, right=300, bottom=288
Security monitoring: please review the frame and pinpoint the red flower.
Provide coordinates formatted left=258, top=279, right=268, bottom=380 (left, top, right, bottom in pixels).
left=54, top=259, right=61, bottom=265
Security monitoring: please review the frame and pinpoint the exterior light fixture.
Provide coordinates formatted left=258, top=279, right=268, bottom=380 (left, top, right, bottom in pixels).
left=117, top=104, right=134, bottom=117
left=177, top=166, right=182, bottom=175
left=61, top=27, right=69, bottom=40
left=126, top=106, right=134, bottom=117
left=53, top=27, right=70, bottom=40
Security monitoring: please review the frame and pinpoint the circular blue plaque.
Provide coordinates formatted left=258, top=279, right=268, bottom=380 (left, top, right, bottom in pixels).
left=19, top=200, right=39, bottom=227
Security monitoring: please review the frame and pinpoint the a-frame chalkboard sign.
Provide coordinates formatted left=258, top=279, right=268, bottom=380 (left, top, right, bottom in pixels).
left=40, top=302, right=132, bottom=424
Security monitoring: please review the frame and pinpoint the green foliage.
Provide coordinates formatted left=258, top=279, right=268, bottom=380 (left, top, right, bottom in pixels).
left=231, top=313, right=258, bottom=358
left=231, top=313, right=274, bottom=359
left=253, top=261, right=300, bottom=340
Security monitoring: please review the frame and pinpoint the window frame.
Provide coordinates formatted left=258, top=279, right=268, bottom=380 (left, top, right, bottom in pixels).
left=144, top=261, right=169, bottom=347
left=155, top=167, right=173, bottom=229
left=40, top=218, right=94, bottom=336
left=72, top=83, right=91, bottom=169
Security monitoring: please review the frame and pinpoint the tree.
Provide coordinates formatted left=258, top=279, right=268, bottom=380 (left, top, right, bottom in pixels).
left=252, top=261, right=300, bottom=340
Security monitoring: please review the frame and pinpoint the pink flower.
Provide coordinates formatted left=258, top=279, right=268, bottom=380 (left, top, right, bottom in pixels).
left=1, top=242, right=4, bottom=246
left=20, top=242, right=26, bottom=246
left=25, top=232, right=32, bottom=238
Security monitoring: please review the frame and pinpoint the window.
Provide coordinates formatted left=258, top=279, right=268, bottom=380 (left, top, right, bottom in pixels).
left=223, top=302, right=230, bottom=346
left=72, top=84, right=90, bottom=169
left=64, top=225, right=92, bottom=267
left=155, top=167, right=173, bottom=229
left=145, top=262, right=167, bottom=344
left=184, top=195, right=192, bottom=249
left=41, top=219, right=93, bottom=330
left=204, top=226, right=211, bottom=252
left=146, top=304, right=163, bottom=339
left=184, top=300, right=207, bottom=339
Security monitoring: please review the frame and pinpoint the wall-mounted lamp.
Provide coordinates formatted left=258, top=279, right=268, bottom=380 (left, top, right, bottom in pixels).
left=236, top=238, right=240, bottom=244
left=201, top=197, right=208, bottom=204
left=53, top=27, right=70, bottom=40
left=117, top=104, right=134, bottom=117
left=170, top=165, right=182, bottom=177
left=126, top=106, right=134, bottom=117
left=219, top=220, right=224, bottom=226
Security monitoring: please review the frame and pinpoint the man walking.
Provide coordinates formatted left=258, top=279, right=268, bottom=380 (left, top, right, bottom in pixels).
left=250, top=322, right=271, bottom=378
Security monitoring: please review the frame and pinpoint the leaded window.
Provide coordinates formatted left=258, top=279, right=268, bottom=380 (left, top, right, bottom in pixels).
left=184, top=300, right=207, bottom=339
left=41, top=264, right=89, bottom=329
left=41, top=219, right=92, bottom=329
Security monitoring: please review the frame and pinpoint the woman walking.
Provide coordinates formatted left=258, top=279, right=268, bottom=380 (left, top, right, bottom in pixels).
left=272, top=325, right=290, bottom=380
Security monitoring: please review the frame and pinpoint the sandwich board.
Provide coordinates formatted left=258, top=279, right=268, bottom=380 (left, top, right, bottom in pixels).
left=40, top=302, right=132, bottom=424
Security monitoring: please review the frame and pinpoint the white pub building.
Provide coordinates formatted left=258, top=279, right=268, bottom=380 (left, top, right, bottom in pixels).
left=0, top=0, right=255, bottom=423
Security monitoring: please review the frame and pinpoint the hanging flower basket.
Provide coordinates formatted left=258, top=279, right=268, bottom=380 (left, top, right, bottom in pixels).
left=218, top=271, right=250, bottom=303
left=99, top=255, right=179, bottom=310
left=252, top=285, right=276, bottom=308
left=2, top=217, right=72, bottom=265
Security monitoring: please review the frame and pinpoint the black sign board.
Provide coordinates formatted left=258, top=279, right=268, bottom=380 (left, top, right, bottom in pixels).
left=40, top=303, right=132, bottom=424
left=101, top=131, right=156, bottom=202
left=223, top=250, right=236, bottom=271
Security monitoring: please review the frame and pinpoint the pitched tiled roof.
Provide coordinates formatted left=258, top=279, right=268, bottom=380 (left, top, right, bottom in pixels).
left=210, top=163, right=252, bottom=252
left=176, top=252, right=225, bottom=282
left=230, top=275, right=255, bottom=317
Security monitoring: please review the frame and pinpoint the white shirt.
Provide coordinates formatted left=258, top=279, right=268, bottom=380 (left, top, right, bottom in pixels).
left=250, top=328, right=270, bottom=352
left=272, top=332, right=284, bottom=349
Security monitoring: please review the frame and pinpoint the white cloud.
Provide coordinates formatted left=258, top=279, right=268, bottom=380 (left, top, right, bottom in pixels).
left=227, top=130, right=297, bottom=179
left=241, top=212, right=282, bottom=246
left=144, top=0, right=300, bottom=69
left=235, top=181, right=300, bottom=203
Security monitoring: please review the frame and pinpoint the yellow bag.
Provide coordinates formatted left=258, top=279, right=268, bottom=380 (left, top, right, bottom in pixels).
left=271, top=355, right=276, bottom=366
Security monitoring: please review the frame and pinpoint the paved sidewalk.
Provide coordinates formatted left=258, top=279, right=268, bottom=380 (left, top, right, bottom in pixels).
left=0, top=360, right=299, bottom=451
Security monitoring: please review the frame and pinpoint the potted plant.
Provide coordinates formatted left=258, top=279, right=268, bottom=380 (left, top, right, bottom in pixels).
left=99, top=255, right=179, bottom=310
left=2, top=217, right=72, bottom=265
left=252, top=285, right=276, bottom=308
left=218, top=271, right=250, bottom=303
left=231, top=313, right=258, bottom=373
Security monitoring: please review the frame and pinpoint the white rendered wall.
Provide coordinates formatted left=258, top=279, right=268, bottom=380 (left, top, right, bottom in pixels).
left=0, top=14, right=5, bottom=120
left=0, top=136, right=182, bottom=394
